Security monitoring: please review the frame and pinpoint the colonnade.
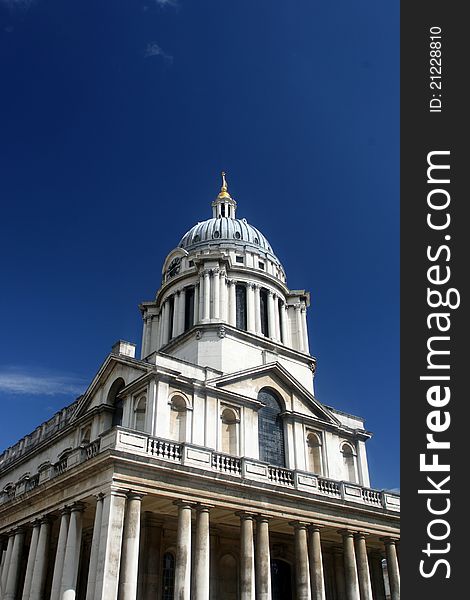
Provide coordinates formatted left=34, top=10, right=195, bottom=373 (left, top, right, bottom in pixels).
left=142, top=267, right=310, bottom=356
left=0, top=495, right=399, bottom=600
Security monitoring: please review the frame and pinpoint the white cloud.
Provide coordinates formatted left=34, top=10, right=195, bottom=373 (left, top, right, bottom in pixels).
left=144, top=42, right=173, bottom=63
left=0, top=367, right=86, bottom=397
left=154, top=0, right=178, bottom=7
left=1, top=0, right=35, bottom=9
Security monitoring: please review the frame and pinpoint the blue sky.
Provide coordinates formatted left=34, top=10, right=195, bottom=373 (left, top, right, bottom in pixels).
left=0, top=0, right=399, bottom=490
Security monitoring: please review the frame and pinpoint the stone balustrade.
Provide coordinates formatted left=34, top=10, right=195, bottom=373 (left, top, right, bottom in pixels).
left=0, top=428, right=400, bottom=513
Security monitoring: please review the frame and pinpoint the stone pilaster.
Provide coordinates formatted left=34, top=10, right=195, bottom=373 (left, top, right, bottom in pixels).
left=212, top=268, right=220, bottom=320
left=267, top=291, right=276, bottom=340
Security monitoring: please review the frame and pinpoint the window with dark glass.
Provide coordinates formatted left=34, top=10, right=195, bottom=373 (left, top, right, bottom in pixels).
left=162, top=552, right=175, bottom=600
left=108, top=378, right=125, bottom=427
left=236, top=284, right=247, bottom=330
left=260, top=288, right=269, bottom=336
left=184, top=287, right=195, bottom=331
left=258, top=388, right=286, bottom=467
left=278, top=300, right=284, bottom=343
left=236, top=255, right=244, bottom=263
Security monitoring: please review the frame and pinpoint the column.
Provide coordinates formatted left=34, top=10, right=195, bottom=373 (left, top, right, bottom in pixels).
left=273, top=295, right=281, bottom=342
left=118, top=492, right=143, bottom=600
left=3, top=527, right=25, bottom=600
left=198, top=270, right=205, bottom=322
left=333, top=549, right=347, bottom=600
left=253, top=285, right=261, bottom=334
left=383, top=538, right=400, bottom=600
left=237, top=512, right=255, bottom=600
left=255, top=516, right=271, bottom=600
left=0, top=533, right=14, bottom=594
left=22, top=521, right=41, bottom=600
left=193, top=505, right=211, bottom=600
left=212, top=268, right=220, bottom=320
left=161, top=301, right=169, bottom=347
left=85, top=495, right=104, bottom=600
left=301, top=304, right=309, bottom=353
left=94, top=490, right=127, bottom=600
left=203, top=270, right=211, bottom=321
left=291, top=522, right=311, bottom=600
left=267, top=292, right=276, bottom=339
left=295, top=305, right=304, bottom=351
left=280, top=304, right=289, bottom=346
left=308, top=526, right=326, bottom=600
left=219, top=270, right=228, bottom=322
left=178, top=288, right=186, bottom=334
left=172, top=293, right=180, bottom=339
left=339, top=530, right=360, bottom=600
left=30, top=516, right=52, bottom=600
left=246, top=283, right=256, bottom=333
left=50, top=508, right=70, bottom=600
left=174, top=501, right=193, bottom=600
left=150, top=315, right=160, bottom=352
left=144, top=316, right=152, bottom=357
left=61, top=502, right=85, bottom=600
left=194, top=284, right=200, bottom=325
left=354, top=533, right=372, bottom=600
left=369, top=551, right=386, bottom=600
left=228, top=280, right=236, bottom=326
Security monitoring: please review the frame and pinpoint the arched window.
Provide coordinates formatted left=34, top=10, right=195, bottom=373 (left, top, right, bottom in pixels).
left=162, top=552, right=175, bottom=600
left=134, top=396, right=147, bottom=431
left=108, top=378, right=125, bottom=427
left=80, top=426, right=91, bottom=445
left=306, top=432, right=323, bottom=474
left=221, top=408, right=239, bottom=455
left=235, top=284, right=247, bottom=331
left=258, top=388, right=285, bottom=467
left=341, top=443, right=357, bottom=483
left=169, top=395, right=187, bottom=442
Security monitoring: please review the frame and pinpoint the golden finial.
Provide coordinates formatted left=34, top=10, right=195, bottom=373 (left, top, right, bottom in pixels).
left=217, top=171, right=231, bottom=199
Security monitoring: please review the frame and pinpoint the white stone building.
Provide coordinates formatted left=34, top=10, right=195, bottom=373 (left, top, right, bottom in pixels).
left=0, top=174, right=399, bottom=600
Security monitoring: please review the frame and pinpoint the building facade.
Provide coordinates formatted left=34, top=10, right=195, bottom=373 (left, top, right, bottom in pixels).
left=0, top=175, right=400, bottom=600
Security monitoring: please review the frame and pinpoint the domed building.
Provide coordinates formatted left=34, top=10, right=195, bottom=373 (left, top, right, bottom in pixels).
left=0, top=175, right=400, bottom=600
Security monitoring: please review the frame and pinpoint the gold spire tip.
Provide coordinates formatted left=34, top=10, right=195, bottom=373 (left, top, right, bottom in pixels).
left=221, top=171, right=228, bottom=192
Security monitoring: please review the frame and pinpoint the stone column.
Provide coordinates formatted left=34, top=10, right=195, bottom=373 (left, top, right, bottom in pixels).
left=193, top=505, right=211, bottom=600
left=0, top=532, right=14, bottom=594
left=61, top=502, right=85, bottom=600
left=291, top=522, right=311, bottom=600
left=333, top=549, right=347, bottom=600
left=253, top=285, right=261, bottom=334
left=3, top=527, right=25, bottom=600
left=203, top=270, right=211, bottom=322
left=160, top=301, right=169, bottom=347
left=119, top=492, right=143, bottom=600
left=339, top=530, right=360, bottom=600
left=247, top=283, right=256, bottom=333
left=29, top=516, right=52, bottom=600
left=383, top=538, right=400, bottom=600
left=354, top=533, right=372, bottom=600
left=50, top=507, right=70, bottom=600
left=198, top=270, right=205, bottom=322
left=219, top=270, right=228, bottom=323
left=172, top=292, right=180, bottom=339
left=174, top=501, right=193, bottom=600
left=280, top=303, right=288, bottom=345
left=369, top=551, right=386, bottom=600
left=301, top=305, right=309, bottom=353
left=295, top=305, right=305, bottom=352
left=267, top=292, right=276, bottom=340
left=22, top=520, right=41, bottom=600
left=144, top=316, right=152, bottom=357
left=194, top=284, right=200, bottom=325
left=94, top=490, right=127, bottom=600
left=273, top=295, right=281, bottom=342
left=308, top=526, right=326, bottom=600
left=212, top=268, right=220, bottom=320
left=85, top=494, right=104, bottom=600
left=228, top=280, right=237, bottom=326
left=255, top=516, right=271, bottom=600
left=150, top=315, right=159, bottom=352
left=237, top=512, right=255, bottom=600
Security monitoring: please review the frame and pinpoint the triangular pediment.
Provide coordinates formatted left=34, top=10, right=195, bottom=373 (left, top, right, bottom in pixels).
left=206, top=362, right=340, bottom=426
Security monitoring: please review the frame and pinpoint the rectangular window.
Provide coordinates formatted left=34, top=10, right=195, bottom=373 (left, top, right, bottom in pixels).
left=236, top=256, right=244, bottom=264
left=258, top=261, right=265, bottom=270
left=260, top=288, right=269, bottom=336
left=235, top=284, right=247, bottom=330
left=184, top=287, right=195, bottom=331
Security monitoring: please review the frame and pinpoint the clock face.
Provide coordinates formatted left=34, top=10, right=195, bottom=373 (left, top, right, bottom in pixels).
left=166, top=257, right=181, bottom=279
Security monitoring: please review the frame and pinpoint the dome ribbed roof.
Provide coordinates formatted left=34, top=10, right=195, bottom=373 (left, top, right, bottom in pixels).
left=178, top=217, right=280, bottom=263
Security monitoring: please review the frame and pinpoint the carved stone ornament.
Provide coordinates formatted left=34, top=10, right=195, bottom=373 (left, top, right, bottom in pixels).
left=196, top=329, right=203, bottom=340
left=218, top=326, right=226, bottom=338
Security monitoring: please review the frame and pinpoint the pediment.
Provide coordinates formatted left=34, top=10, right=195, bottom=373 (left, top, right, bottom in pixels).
left=206, top=362, right=340, bottom=426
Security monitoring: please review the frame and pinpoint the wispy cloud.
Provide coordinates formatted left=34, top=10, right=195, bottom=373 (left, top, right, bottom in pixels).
left=144, top=42, right=173, bottom=63
left=0, top=0, right=35, bottom=10
left=0, top=367, right=86, bottom=397
left=154, top=0, right=178, bottom=7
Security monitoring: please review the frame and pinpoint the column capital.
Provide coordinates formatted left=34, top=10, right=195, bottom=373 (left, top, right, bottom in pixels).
left=109, top=487, right=130, bottom=499
left=354, top=531, right=370, bottom=541
left=195, top=502, right=213, bottom=513
left=173, top=499, right=197, bottom=510
left=59, top=505, right=71, bottom=516
left=307, top=523, right=324, bottom=533
left=338, top=528, right=356, bottom=538
left=126, top=490, right=145, bottom=501
left=380, top=536, right=399, bottom=546
left=39, top=514, right=55, bottom=525
left=69, top=501, right=86, bottom=513
left=235, top=510, right=257, bottom=521
left=255, top=514, right=271, bottom=524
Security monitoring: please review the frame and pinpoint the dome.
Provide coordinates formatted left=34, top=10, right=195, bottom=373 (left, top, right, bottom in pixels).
left=178, top=217, right=281, bottom=264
